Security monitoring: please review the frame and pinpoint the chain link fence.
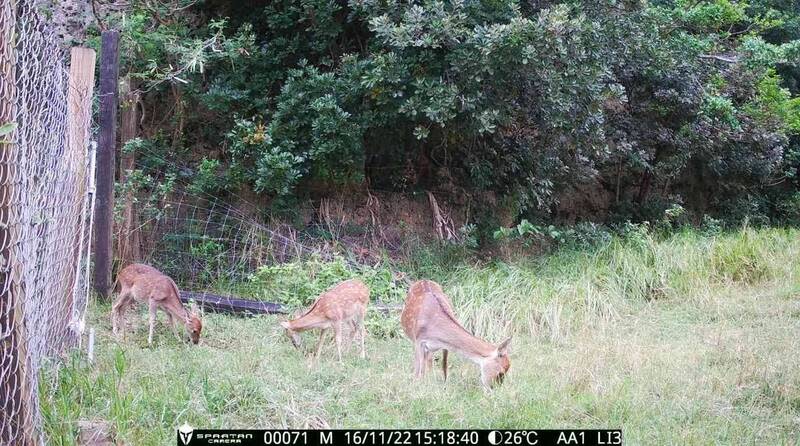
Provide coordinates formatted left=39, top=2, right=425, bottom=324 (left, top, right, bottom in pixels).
left=0, top=0, right=96, bottom=444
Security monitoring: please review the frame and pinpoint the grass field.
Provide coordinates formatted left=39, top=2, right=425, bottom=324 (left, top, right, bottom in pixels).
left=40, top=227, right=800, bottom=445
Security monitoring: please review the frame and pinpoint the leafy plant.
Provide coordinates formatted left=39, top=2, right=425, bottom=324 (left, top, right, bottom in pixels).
left=248, top=256, right=404, bottom=308
left=188, top=158, right=229, bottom=195
left=189, top=236, right=226, bottom=283
left=114, top=169, right=176, bottom=224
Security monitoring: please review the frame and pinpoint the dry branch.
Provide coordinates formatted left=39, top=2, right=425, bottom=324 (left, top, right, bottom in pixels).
left=427, top=191, right=457, bottom=241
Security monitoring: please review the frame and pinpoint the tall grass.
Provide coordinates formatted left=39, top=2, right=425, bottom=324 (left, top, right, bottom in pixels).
left=432, top=226, right=800, bottom=342
left=38, top=226, right=800, bottom=444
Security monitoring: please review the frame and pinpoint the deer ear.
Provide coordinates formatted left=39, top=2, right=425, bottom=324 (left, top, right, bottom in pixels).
left=190, top=301, right=200, bottom=314
left=497, top=337, right=512, bottom=355
left=280, top=321, right=291, bottom=330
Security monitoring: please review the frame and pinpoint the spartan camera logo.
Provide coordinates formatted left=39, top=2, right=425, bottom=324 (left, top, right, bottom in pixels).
left=178, top=423, right=193, bottom=445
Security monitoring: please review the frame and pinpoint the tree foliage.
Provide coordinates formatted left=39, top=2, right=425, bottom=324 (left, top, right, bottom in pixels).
left=98, top=0, right=800, bottom=226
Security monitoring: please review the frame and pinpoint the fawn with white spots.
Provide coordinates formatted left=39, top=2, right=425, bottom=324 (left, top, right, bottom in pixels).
left=280, top=279, right=369, bottom=362
left=111, top=263, right=203, bottom=345
left=401, top=280, right=511, bottom=388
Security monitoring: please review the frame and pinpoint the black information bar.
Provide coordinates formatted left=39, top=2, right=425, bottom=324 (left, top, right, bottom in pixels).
left=177, top=429, right=622, bottom=446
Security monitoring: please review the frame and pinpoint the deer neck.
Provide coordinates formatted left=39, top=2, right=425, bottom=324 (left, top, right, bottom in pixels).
left=166, top=302, right=191, bottom=325
left=431, top=319, right=495, bottom=364
left=288, top=312, right=328, bottom=331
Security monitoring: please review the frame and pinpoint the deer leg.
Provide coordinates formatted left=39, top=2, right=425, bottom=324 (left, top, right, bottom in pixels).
left=111, top=292, right=131, bottom=336
left=126, top=300, right=139, bottom=335
left=147, top=299, right=158, bottom=346
left=441, top=349, right=448, bottom=381
left=413, top=342, right=426, bottom=378
left=166, top=312, right=180, bottom=339
left=333, top=321, right=343, bottom=362
left=313, top=329, right=327, bottom=362
left=359, top=313, right=367, bottom=360
left=344, top=320, right=357, bottom=352
left=111, top=299, right=120, bottom=335
left=424, top=350, right=434, bottom=374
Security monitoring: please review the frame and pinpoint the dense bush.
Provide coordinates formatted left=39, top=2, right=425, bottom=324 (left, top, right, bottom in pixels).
left=95, top=0, right=799, bottom=228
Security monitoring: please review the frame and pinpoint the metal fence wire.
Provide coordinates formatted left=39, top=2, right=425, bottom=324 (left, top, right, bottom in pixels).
left=0, top=0, right=96, bottom=444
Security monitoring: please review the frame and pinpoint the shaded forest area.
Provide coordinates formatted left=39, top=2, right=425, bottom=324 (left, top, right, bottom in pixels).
left=79, top=0, right=799, bottom=252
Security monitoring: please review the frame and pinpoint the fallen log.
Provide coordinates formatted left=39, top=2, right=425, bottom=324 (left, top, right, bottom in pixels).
left=373, top=302, right=403, bottom=314
left=180, top=291, right=286, bottom=316
left=179, top=290, right=403, bottom=317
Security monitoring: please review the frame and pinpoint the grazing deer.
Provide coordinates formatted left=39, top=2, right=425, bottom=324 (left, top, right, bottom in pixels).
left=111, top=263, right=203, bottom=345
left=401, top=280, right=511, bottom=388
left=280, top=279, right=369, bottom=362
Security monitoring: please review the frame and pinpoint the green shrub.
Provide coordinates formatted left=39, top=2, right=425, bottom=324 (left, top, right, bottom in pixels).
left=365, top=312, right=403, bottom=339
left=248, top=256, right=405, bottom=308
left=189, top=236, right=227, bottom=284
left=101, top=0, right=799, bottom=223
left=776, top=192, right=800, bottom=224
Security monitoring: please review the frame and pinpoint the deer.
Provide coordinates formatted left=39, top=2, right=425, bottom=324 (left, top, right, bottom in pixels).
left=400, top=280, right=511, bottom=388
left=280, top=279, right=369, bottom=362
left=111, top=263, right=203, bottom=345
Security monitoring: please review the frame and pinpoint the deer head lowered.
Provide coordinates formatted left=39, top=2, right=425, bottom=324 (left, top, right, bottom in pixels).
left=111, top=263, right=203, bottom=345
left=280, top=278, right=370, bottom=363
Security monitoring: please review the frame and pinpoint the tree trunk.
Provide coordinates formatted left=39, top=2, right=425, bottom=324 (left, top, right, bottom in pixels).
left=637, top=169, right=652, bottom=204
left=117, top=76, right=141, bottom=267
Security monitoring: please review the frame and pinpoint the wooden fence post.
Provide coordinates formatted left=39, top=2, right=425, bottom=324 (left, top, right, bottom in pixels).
left=68, top=48, right=96, bottom=169
left=64, top=47, right=95, bottom=346
left=93, top=30, right=119, bottom=299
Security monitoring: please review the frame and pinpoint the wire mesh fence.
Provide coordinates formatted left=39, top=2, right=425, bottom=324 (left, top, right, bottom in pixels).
left=0, top=0, right=95, bottom=444
left=114, top=145, right=464, bottom=300
left=114, top=185, right=399, bottom=299
left=135, top=192, right=343, bottom=296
